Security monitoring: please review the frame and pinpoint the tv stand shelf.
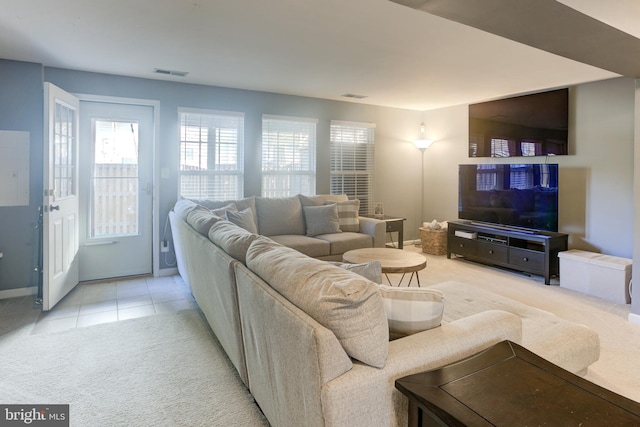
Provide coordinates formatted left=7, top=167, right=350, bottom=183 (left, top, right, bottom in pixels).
left=447, top=221, right=568, bottom=285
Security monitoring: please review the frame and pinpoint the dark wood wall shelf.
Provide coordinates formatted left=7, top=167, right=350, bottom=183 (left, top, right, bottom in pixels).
left=447, top=220, right=568, bottom=284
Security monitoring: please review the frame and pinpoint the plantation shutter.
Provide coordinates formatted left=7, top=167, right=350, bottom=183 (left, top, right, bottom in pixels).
left=330, top=121, right=375, bottom=215
left=179, top=109, right=244, bottom=200
left=261, top=115, right=317, bottom=197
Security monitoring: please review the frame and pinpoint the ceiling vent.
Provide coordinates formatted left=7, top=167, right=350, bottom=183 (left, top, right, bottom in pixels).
left=341, top=93, right=368, bottom=99
left=153, top=68, right=189, bottom=77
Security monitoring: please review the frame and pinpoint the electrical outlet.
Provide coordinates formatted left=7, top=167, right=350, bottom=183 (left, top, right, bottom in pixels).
left=160, top=241, right=169, bottom=253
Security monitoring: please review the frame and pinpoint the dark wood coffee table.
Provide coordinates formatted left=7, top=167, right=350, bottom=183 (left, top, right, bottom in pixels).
left=396, top=340, right=640, bottom=426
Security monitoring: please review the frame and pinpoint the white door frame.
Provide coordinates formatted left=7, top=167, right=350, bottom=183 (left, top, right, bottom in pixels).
left=76, top=93, right=161, bottom=278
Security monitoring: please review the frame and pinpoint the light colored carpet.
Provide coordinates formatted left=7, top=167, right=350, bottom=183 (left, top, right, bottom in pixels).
left=2, top=247, right=638, bottom=426
left=399, top=245, right=640, bottom=404
left=0, top=308, right=269, bottom=427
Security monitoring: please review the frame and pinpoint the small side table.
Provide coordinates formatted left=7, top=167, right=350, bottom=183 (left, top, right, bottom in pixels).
left=363, top=215, right=406, bottom=249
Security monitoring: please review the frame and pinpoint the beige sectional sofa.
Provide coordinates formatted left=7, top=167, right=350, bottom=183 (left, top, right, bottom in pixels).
left=169, top=194, right=600, bottom=427
left=173, top=194, right=385, bottom=261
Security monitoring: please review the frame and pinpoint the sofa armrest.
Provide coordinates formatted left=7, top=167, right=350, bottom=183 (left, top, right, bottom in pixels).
left=358, top=216, right=386, bottom=248
left=320, top=310, right=522, bottom=427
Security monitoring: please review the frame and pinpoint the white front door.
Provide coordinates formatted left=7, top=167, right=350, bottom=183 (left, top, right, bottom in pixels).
left=78, top=101, right=154, bottom=281
left=42, top=83, right=80, bottom=311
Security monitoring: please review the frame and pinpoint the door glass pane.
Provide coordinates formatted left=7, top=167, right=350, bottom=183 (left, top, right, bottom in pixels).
left=54, top=101, right=76, bottom=198
left=91, top=120, right=139, bottom=238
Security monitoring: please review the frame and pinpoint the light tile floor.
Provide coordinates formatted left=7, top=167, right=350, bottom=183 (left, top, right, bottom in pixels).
left=31, top=275, right=195, bottom=335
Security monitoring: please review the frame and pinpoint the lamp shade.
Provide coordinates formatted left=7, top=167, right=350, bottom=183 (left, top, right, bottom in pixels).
left=413, top=139, right=433, bottom=150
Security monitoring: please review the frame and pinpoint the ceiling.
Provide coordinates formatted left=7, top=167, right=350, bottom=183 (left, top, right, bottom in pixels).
left=0, top=0, right=636, bottom=111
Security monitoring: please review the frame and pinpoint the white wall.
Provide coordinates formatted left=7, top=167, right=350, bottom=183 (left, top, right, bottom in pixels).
left=377, top=77, right=635, bottom=260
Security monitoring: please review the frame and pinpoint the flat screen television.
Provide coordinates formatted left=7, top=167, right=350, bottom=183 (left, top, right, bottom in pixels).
left=469, top=88, right=568, bottom=158
left=458, top=164, right=559, bottom=232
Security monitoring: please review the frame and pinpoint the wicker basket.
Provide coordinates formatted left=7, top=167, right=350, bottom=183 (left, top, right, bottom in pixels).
left=419, top=227, right=448, bottom=255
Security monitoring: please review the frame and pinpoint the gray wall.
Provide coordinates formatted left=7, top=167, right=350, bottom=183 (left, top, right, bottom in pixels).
left=0, top=60, right=43, bottom=293
left=1, top=58, right=637, bottom=320
left=373, top=77, right=637, bottom=316
left=396, top=78, right=634, bottom=257
left=41, top=67, right=421, bottom=273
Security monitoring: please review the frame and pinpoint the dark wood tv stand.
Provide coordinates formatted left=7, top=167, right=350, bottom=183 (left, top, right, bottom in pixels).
left=447, top=220, right=568, bottom=285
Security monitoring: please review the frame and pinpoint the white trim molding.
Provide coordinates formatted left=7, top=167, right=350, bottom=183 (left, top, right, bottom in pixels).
left=629, top=312, right=640, bottom=325
left=0, top=286, right=37, bottom=300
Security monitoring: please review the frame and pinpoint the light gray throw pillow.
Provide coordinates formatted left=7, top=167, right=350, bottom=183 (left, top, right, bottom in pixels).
left=329, top=261, right=382, bottom=284
left=303, top=204, right=341, bottom=236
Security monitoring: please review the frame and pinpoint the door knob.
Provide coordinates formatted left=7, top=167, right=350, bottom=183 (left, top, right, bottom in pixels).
left=49, top=204, right=60, bottom=211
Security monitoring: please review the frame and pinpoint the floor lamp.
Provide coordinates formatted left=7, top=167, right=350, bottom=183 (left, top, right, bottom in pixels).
left=413, top=122, right=433, bottom=246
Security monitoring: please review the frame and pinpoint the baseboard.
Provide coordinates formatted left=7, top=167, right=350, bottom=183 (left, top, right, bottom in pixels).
left=629, top=312, right=640, bottom=325
left=0, top=286, right=37, bottom=300
left=156, top=267, right=178, bottom=277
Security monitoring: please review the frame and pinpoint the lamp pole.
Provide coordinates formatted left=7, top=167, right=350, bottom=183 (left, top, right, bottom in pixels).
left=413, top=122, right=432, bottom=247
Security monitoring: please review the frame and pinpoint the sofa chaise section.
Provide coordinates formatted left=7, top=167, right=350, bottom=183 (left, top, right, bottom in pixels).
left=429, top=281, right=600, bottom=375
left=236, top=237, right=523, bottom=427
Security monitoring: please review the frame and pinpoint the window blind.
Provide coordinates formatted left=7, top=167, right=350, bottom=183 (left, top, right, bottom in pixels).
left=261, top=115, right=317, bottom=197
left=330, top=121, right=375, bottom=215
left=179, top=109, right=244, bottom=200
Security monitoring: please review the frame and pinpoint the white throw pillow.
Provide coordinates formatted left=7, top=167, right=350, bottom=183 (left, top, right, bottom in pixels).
left=378, top=285, right=444, bottom=340
left=327, top=199, right=360, bottom=232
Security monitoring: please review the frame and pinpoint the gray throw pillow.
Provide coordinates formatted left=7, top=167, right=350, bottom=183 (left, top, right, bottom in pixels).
left=329, top=261, right=382, bottom=284
left=226, top=207, right=258, bottom=234
left=303, top=204, right=341, bottom=237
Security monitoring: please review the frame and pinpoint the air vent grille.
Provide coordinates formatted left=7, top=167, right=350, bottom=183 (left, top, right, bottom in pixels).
left=341, top=93, right=368, bottom=99
left=153, top=68, right=189, bottom=77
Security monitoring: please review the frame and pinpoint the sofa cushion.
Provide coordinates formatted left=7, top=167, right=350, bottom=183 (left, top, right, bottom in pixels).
left=316, top=232, right=373, bottom=255
left=208, top=220, right=258, bottom=264
left=211, top=202, right=237, bottom=218
left=226, top=207, right=258, bottom=234
left=174, top=198, right=199, bottom=220
left=303, top=204, right=341, bottom=237
left=246, top=236, right=389, bottom=368
left=255, top=196, right=305, bottom=236
left=429, top=281, right=600, bottom=374
left=268, top=235, right=330, bottom=258
left=329, top=199, right=360, bottom=232
left=378, top=285, right=444, bottom=340
left=329, top=261, right=382, bottom=284
left=300, top=194, right=349, bottom=207
left=186, top=206, right=223, bottom=236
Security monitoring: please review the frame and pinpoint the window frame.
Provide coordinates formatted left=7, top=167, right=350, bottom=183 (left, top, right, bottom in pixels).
left=329, top=120, right=376, bottom=215
left=261, top=114, right=317, bottom=198
left=178, top=107, right=244, bottom=201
